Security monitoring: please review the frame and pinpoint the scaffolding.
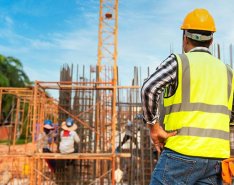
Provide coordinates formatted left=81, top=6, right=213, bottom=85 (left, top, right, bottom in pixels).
left=0, top=0, right=156, bottom=183
left=0, top=63, right=157, bottom=185
left=6, top=1, right=234, bottom=185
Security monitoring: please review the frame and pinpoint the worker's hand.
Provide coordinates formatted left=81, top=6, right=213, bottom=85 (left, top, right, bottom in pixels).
left=149, top=123, right=177, bottom=154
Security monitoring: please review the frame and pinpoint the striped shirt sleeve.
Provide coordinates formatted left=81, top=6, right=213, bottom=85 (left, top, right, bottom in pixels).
left=141, top=54, right=178, bottom=125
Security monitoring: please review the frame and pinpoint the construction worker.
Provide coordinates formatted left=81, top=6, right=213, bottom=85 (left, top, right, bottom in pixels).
left=59, top=117, right=80, bottom=154
left=141, top=8, right=234, bottom=185
left=116, top=115, right=141, bottom=153
left=37, top=119, right=57, bottom=153
left=37, top=119, right=57, bottom=171
left=59, top=117, right=80, bottom=167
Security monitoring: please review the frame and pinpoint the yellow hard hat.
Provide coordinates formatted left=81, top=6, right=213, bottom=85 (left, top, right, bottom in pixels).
left=181, top=8, right=216, bottom=32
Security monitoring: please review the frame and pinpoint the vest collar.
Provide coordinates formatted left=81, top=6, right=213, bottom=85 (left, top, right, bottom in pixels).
left=188, top=47, right=211, bottom=54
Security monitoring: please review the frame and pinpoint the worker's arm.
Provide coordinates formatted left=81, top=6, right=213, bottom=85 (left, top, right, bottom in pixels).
left=74, top=132, right=80, bottom=143
left=231, top=95, right=234, bottom=123
left=148, top=123, right=176, bottom=154
left=48, top=129, right=58, bottom=139
left=141, top=54, right=177, bottom=125
left=141, top=54, right=178, bottom=153
left=36, top=133, right=45, bottom=153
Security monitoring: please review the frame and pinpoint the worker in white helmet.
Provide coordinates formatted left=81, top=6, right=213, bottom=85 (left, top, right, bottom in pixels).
left=115, top=117, right=140, bottom=153
left=141, top=8, right=234, bottom=184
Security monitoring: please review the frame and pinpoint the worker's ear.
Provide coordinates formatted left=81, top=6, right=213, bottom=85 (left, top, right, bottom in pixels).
left=209, top=38, right=213, bottom=47
left=183, top=36, right=189, bottom=52
left=184, top=36, right=190, bottom=45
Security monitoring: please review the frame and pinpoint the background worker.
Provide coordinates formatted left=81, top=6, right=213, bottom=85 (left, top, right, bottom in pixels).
left=141, top=8, right=234, bottom=185
left=59, top=117, right=80, bottom=154
left=38, top=119, right=57, bottom=153
left=116, top=116, right=141, bottom=153
left=37, top=119, right=57, bottom=171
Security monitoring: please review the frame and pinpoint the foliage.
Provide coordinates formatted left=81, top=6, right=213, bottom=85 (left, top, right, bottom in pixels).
left=0, top=54, right=32, bottom=123
left=0, top=54, right=34, bottom=144
left=0, top=54, right=31, bottom=87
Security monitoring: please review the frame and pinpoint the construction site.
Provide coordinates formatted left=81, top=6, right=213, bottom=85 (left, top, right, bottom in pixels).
left=0, top=1, right=155, bottom=184
left=1, top=1, right=234, bottom=185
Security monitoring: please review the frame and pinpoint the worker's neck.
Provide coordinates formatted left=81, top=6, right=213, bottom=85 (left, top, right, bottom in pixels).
left=183, top=44, right=195, bottom=53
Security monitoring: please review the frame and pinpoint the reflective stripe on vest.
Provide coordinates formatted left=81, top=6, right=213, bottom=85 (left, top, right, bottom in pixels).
left=165, top=54, right=232, bottom=117
left=177, top=127, right=229, bottom=140
left=164, top=53, right=233, bottom=158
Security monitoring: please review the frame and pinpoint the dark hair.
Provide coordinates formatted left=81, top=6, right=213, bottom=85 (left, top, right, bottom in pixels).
left=184, top=29, right=213, bottom=48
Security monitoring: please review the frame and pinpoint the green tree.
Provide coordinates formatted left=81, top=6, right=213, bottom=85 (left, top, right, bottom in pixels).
left=0, top=54, right=31, bottom=87
left=0, top=54, right=32, bottom=124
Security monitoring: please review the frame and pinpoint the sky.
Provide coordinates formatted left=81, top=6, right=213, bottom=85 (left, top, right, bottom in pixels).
left=1, top=0, right=234, bottom=94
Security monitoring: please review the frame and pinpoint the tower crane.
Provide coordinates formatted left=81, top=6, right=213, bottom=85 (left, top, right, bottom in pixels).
left=97, top=0, right=119, bottom=184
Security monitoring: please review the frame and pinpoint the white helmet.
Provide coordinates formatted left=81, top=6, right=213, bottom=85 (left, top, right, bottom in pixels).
left=127, top=120, right=132, bottom=126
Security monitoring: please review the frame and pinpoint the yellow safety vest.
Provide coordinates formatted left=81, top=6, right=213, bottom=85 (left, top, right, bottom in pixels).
left=164, top=52, right=234, bottom=158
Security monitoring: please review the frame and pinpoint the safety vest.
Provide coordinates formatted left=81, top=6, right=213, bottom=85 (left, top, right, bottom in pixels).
left=164, top=52, right=234, bottom=158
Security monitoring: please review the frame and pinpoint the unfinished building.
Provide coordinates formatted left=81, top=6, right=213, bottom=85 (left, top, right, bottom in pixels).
left=0, top=61, right=156, bottom=185
left=1, top=0, right=234, bottom=184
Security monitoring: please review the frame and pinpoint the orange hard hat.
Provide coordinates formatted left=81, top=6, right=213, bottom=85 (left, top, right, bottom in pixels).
left=181, top=8, right=216, bottom=32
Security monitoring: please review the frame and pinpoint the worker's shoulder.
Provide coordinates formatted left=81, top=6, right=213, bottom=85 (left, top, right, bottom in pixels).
left=225, top=64, right=234, bottom=72
left=159, top=53, right=177, bottom=67
left=164, top=53, right=177, bottom=61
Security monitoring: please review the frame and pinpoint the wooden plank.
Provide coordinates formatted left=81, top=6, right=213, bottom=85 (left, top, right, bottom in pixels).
left=0, top=153, right=131, bottom=159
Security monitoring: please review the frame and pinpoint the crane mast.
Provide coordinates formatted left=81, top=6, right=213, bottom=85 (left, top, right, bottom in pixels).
left=97, top=0, right=118, bottom=184
left=97, top=0, right=118, bottom=80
